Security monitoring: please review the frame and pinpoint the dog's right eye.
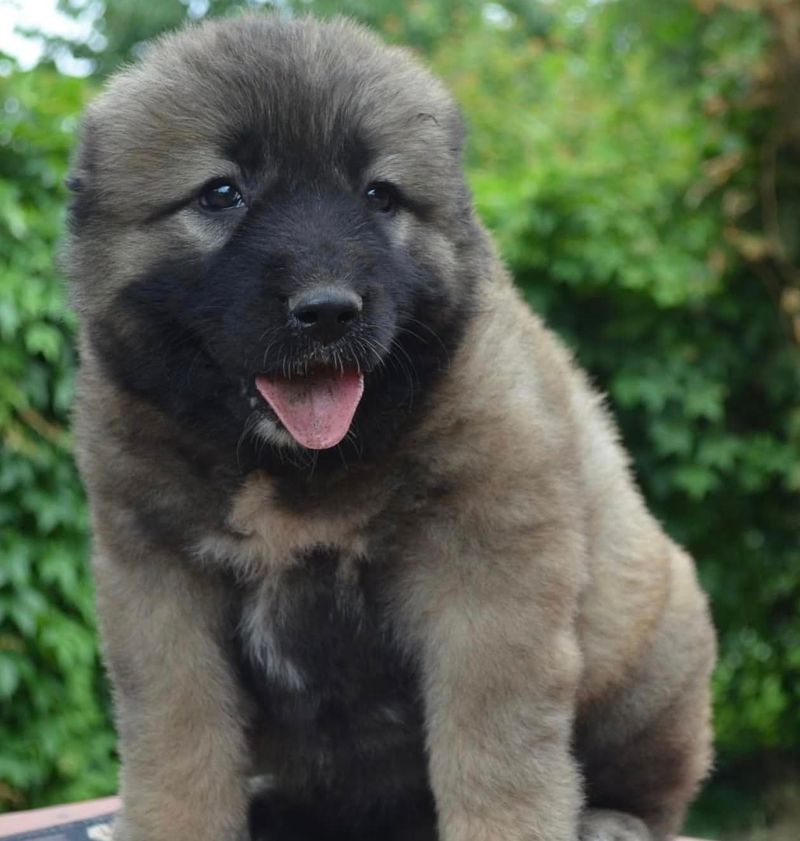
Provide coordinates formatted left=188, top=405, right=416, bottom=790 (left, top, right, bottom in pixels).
left=365, top=182, right=399, bottom=214
left=198, top=181, right=246, bottom=211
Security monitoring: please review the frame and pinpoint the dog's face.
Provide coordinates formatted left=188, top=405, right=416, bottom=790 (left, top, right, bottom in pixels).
left=67, top=17, right=484, bottom=465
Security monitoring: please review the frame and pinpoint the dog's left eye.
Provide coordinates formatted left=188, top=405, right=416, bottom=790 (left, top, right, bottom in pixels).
left=198, top=181, right=246, bottom=211
left=365, top=182, right=398, bottom=213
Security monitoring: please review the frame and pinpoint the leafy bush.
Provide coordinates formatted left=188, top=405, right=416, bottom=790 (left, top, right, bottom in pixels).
left=0, top=64, right=116, bottom=809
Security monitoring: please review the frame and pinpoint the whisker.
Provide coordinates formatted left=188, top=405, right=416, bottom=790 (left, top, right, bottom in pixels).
left=308, top=449, right=320, bottom=481
left=235, top=411, right=261, bottom=470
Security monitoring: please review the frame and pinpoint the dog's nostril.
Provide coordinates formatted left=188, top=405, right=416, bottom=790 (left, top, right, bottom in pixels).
left=296, top=308, right=319, bottom=326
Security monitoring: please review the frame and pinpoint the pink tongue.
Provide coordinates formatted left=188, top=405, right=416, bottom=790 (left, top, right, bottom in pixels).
left=255, top=369, right=364, bottom=450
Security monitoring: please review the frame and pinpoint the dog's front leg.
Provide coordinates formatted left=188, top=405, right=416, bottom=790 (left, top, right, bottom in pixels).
left=402, top=529, right=585, bottom=841
left=93, top=541, right=251, bottom=841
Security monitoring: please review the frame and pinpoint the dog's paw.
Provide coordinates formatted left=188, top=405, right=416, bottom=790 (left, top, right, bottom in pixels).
left=578, top=809, right=652, bottom=841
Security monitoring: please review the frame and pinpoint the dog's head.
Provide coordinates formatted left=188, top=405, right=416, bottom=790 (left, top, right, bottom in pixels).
left=67, top=16, right=487, bottom=466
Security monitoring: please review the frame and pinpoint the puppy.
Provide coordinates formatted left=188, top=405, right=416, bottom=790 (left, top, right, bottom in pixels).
left=65, top=15, right=716, bottom=841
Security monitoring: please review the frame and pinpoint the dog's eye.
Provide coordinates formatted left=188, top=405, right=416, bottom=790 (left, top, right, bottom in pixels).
left=198, top=180, right=246, bottom=211
left=365, top=182, right=398, bottom=214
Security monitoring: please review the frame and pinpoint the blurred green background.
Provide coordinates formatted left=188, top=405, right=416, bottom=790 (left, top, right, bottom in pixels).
left=0, top=0, right=798, bottom=838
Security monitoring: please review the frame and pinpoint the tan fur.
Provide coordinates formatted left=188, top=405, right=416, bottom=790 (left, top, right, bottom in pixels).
left=67, top=14, right=716, bottom=841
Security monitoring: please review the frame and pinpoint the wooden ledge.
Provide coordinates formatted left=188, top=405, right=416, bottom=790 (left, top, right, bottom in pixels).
left=0, top=798, right=706, bottom=839
left=0, top=797, right=120, bottom=837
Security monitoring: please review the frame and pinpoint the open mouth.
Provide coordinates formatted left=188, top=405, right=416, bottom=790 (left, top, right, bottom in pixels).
left=255, top=364, right=365, bottom=450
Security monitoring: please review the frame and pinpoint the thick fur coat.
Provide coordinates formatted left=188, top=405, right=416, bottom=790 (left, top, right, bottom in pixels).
left=65, top=15, right=716, bottom=841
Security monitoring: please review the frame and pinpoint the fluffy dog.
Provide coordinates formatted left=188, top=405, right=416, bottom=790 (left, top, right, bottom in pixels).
left=65, top=15, right=716, bottom=841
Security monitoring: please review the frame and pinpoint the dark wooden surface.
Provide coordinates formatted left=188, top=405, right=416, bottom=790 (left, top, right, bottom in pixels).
left=0, top=799, right=706, bottom=840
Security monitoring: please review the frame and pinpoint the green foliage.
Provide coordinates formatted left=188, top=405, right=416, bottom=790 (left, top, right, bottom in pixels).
left=2, top=0, right=799, bottom=834
left=0, top=64, right=116, bottom=809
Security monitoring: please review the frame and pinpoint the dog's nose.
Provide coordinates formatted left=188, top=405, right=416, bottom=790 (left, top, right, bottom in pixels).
left=289, top=288, right=363, bottom=344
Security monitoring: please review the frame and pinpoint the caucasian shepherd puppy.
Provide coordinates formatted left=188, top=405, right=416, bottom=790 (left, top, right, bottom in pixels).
left=65, top=14, right=716, bottom=841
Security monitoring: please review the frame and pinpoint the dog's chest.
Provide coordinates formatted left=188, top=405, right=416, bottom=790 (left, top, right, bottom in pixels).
left=235, top=547, right=427, bottom=795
